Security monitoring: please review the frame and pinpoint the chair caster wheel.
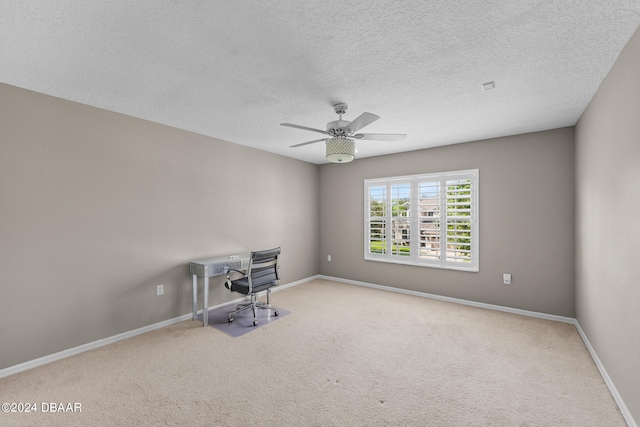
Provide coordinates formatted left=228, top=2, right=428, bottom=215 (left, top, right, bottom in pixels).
left=228, top=318, right=233, bottom=323
left=253, top=320, right=258, bottom=326
left=274, top=311, right=279, bottom=316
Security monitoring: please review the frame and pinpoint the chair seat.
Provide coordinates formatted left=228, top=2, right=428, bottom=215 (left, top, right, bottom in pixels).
left=230, top=278, right=277, bottom=295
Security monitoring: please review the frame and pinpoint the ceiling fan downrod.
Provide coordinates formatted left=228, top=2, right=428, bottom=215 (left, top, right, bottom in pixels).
left=329, top=103, right=351, bottom=135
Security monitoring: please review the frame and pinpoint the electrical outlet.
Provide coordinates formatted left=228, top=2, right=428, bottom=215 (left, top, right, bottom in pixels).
left=503, top=274, right=511, bottom=285
left=157, top=284, right=164, bottom=296
left=327, top=255, right=331, bottom=262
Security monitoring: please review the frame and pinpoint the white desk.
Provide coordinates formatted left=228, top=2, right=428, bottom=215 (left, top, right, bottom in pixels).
left=189, top=253, right=250, bottom=326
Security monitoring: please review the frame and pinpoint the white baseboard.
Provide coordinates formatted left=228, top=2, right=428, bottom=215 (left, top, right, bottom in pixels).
left=0, top=312, right=191, bottom=380
left=273, top=275, right=320, bottom=293
left=319, top=275, right=575, bottom=323
left=574, top=322, right=637, bottom=427
left=0, top=276, right=316, bottom=380
left=318, top=275, right=637, bottom=427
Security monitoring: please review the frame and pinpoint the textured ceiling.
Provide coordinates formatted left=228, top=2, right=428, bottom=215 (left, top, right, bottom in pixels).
left=1, top=1, right=640, bottom=164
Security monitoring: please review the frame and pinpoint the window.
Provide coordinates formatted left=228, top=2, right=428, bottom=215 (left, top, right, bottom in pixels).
left=365, top=169, right=478, bottom=272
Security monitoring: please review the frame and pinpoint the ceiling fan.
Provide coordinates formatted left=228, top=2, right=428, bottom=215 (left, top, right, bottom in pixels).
left=281, top=103, right=406, bottom=163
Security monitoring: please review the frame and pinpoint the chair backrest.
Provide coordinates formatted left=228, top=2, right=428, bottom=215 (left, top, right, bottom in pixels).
left=246, top=247, right=281, bottom=289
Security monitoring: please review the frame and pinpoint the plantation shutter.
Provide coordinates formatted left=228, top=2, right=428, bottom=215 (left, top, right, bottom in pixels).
left=366, top=182, right=387, bottom=257
left=445, top=175, right=474, bottom=267
left=390, top=180, right=411, bottom=257
left=417, top=180, right=441, bottom=265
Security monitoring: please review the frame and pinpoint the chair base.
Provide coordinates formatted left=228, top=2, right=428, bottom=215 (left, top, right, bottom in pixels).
left=228, top=289, right=278, bottom=326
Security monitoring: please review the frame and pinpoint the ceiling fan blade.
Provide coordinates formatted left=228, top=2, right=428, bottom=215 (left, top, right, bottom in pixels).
left=289, top=138, right=327, bottom=148
left=353, top=133, right=407, bottom=141
left=281, top=123, right=331, bottom=136
left=346, top=112, right=380, bottom=133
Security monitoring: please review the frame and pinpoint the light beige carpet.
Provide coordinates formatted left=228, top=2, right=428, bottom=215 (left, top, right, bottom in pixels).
left=0, top=279, right=625, bottom=426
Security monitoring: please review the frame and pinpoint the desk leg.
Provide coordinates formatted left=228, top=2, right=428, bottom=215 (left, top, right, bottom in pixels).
left=203, top=275, right=209, bottom=327
left=191, top=274, right=198, bottom=321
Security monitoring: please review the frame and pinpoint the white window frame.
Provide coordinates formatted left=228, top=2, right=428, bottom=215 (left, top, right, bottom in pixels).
left=364, top=169, right=479, bottom=272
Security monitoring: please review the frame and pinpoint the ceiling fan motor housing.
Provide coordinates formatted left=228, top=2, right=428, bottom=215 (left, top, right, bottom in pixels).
left=326, top=120, right=352, bottom=136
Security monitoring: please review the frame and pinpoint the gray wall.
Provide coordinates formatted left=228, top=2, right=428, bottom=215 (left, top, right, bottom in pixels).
left=575, top=27, right=640, bottom=422
left=0, top=83, right=320, bottom=369
left=319, top=128, right=575, bottom=317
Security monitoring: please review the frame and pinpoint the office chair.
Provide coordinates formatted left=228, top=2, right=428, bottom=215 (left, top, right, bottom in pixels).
left=224, top=247, right=281, bottom=326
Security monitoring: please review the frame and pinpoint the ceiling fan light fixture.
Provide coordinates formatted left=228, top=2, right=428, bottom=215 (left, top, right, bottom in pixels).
left=326, top=137, right=355, bottom=163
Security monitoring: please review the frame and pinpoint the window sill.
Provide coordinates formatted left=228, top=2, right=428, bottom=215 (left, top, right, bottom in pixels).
left=364, top=255, right=478, bottom=272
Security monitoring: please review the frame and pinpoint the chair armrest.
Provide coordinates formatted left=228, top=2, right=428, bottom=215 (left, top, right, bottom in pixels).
left=224, top=269, right=247, bottom=291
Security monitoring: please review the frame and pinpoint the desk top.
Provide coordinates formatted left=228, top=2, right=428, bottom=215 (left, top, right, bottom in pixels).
left=189, top=253, right=250, bottom=277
